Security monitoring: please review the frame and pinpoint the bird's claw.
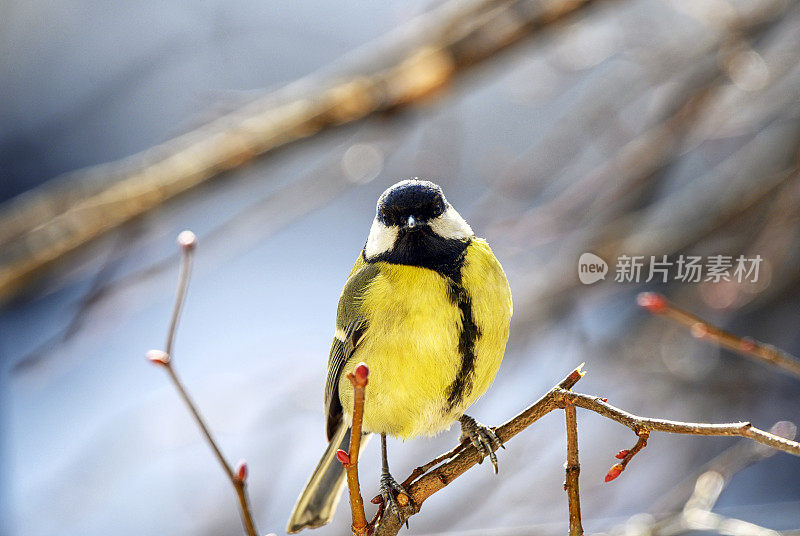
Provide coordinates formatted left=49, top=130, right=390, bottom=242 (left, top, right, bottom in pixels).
left=459, top=414, right=503, bottom=473
left=379, top=471, right=409, bottom=526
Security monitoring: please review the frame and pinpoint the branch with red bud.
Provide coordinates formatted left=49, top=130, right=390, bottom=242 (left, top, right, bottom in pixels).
left=637, top=292, right=800, bottom=379
left=604, top=432, right=649, bottom=483
left=146, top=231, right=259, bottom=536
left=337, top=449, right=352, bottom=466
left=372, top=363, right=800, bottom=536
left=235, top=460, right=248, bottom=483
left=372, top=365, right=587, bottom=536
left=343, top=362, right=370, bottom=536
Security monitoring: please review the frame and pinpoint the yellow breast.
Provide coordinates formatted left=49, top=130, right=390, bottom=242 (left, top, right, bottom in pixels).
left=339, top=238, right=512, bottom=439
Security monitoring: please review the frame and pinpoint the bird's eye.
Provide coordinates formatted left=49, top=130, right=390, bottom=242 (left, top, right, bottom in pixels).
left=435, top=200, right=445, bottom=215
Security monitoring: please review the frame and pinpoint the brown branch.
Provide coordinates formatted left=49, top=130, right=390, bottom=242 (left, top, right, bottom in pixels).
left=607, top=421, right=798, bottom=536
left=554, top=390, right=800, bottom=457
left=638, top=292, right=800, bottom=380
left=401, top=442, right=469, bottom=489
left=564, top=403, right=584, bottom=536
left=370, top=363, right=800, bottom=536
left=145, top=231, right=259, bottom=536
left=341, top=364, right=370, bottom=536
left=371, top=365, right=586, bottom=536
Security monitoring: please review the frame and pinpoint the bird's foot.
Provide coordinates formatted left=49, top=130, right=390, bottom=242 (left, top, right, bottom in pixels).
left=459, top=414, right=504, bottom=473
left=378, top=470, right=409, bottom=526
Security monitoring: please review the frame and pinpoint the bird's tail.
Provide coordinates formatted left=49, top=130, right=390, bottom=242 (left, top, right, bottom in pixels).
left=287, top=424, right=372, bottom=533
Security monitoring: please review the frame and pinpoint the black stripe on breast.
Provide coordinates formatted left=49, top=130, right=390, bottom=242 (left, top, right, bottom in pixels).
left=445, top=273, right=481, bottom=411
left=362, top=232, right=478, bottom=410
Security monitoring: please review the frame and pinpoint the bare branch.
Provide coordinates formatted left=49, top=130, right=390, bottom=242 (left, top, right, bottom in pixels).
left=565, top=403, right=584, bottom=536
left=638, top=292, right=800, bottom=380
left=342, top=363, right=370, bottom=536
left=371, top=365, right=586, bottom=536
left=165, top=230, right=196, bottom=355
left=146, top=231, right=259, bottom=536
left=368, top=364, right=800, bottom=536
left=401, top=442, right=469, bottom=489
left=554, top=390, right=800, bottom=457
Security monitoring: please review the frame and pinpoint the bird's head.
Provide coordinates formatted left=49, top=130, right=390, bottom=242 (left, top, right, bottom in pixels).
left=364, top=179, right=473, bottom=262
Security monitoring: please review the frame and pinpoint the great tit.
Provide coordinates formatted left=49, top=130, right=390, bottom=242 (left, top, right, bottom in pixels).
left=287, top=179, right=512, bottom=532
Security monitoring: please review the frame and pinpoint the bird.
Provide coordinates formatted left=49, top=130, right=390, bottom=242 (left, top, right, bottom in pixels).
left=287, top=179, right=512, bottom=533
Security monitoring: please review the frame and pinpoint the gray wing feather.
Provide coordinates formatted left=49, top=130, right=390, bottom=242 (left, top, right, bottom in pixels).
left=324, top=263, right=379, bottom=440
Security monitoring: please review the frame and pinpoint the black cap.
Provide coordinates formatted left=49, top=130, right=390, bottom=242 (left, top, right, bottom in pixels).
left=377, top=179, right=446, bottom=227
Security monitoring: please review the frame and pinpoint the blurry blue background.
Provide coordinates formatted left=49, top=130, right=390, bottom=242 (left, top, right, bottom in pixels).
left=2, top=1, right=800, bottom=536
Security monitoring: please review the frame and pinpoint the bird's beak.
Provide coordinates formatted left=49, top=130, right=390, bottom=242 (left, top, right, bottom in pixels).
left=402, top=215, right=426, bottom=232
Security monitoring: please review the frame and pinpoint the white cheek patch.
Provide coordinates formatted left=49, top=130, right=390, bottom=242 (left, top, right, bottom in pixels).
left=429, top=206, right=473, bottom=240
left=364, top=218, right=398, bottom=259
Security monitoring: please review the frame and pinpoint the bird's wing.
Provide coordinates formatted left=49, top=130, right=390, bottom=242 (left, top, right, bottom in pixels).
left=324, top=258, right=379, bottom=440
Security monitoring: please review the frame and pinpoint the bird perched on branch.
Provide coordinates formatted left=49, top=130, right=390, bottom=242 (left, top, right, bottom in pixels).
left=287, top=179, right=512, bottom=532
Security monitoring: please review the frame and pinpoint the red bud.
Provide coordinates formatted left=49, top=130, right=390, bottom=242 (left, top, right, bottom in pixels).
left=235, top=460, right=248, bottom=482
left=615, top=450, right=629, bottom=459
left=601, top=398, right=608, bottom=402
left=336, top=449, right=351, bottom=466
left=177, top=230, right=197, bottom=250
left=605, top=464, right=624, bottom=482
left=740, top=337, right=757, bottom=352
left=354, top=362, right=369, bottom=386
left=637, top=292, right=668, bottom=314
left=146, top=349, right=170, bottom=365
left=371, top=495, right=383, bottom=504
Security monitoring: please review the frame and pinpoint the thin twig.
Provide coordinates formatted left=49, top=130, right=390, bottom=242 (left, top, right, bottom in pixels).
left=554, top=390, right=800, bottom=457
left=165, top=230, right=195, bottom=355
left=638, top=292, right=800, bottom=379
left=342, top=363, right=370, bottom=536
left=564, top=403, right=583, bottom=536
left=604, top=431, right=649, bottom=483
left=146, top=231, right=259, bottom=536
left=401, top=441, right=470, bottom=489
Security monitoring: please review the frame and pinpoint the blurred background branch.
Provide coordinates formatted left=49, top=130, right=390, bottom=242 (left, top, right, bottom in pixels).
left=0, top=0, right=600, bottom=304
left=637, top=292, right=800, bottom=379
